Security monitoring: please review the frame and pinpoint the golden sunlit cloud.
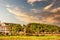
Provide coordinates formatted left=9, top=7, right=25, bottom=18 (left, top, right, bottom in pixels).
left=44, top=0, right=56, bottom=10
left=51, top=7, right=60, bottom=13
left=46, top=17, right=55, bottom=23
left=7, top=8, right=28, bottom=17
left=7, top=6, right=60, bottom=24
left=27, top=0, right=37, bottom=4
left=6, top=7, right=41, bottom=23
left=0, top=0, right=60, bottom=26
left=6, top=4, right=60, bottom=25
left=7, top=6, right=53, bottom=24
left=44, top=4, right=53, bottom=10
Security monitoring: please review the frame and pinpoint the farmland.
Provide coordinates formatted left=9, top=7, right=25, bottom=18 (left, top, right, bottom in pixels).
left=0, top=36, right=60, bottom=40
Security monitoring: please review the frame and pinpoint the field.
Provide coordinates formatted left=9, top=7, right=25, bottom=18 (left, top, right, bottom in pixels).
left=0, top=36, right=60, bottom=40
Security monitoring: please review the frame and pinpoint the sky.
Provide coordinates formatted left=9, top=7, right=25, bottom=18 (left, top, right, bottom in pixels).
left=0, top=0, right=60, bottom=26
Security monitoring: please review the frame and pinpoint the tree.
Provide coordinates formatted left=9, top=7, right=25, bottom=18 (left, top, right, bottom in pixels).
left=5, top=23, right=60, bottom=36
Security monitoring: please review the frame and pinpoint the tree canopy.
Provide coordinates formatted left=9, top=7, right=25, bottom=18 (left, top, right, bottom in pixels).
left=0, top=23, right=60, bottom=36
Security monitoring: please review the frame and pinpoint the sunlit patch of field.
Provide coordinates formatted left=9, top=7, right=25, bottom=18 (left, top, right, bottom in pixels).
left=0, top=36, right=60, bottom=40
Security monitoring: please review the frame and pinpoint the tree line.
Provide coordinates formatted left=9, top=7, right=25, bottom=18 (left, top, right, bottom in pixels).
left=0, top=23, right=60, bottom=36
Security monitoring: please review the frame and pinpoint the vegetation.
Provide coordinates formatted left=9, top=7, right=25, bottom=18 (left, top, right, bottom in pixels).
left=0, top=23, right=60, bottom=36
left=0, top=36, right=60, bottom=40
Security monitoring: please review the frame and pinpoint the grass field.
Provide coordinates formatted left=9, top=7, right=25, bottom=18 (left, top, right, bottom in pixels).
left=0, top=36, right=60, bottom=40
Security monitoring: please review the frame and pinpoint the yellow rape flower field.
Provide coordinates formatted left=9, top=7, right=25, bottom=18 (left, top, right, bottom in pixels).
left=0, top=36, right=60, bottom=40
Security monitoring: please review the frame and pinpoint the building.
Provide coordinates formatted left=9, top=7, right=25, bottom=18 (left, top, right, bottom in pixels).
left=0, top=21, right=10, bottom=35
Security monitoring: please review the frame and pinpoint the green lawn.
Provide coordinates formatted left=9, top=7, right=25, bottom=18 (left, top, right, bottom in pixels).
left=0, top=36, right=60, bottom=40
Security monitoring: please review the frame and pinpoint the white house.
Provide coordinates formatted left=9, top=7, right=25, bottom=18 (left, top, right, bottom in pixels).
left=0, top=21, right=10, bottom=35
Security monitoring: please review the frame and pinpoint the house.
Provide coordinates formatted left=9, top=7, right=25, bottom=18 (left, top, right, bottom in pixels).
left=0, top=21, right=10, bottom=35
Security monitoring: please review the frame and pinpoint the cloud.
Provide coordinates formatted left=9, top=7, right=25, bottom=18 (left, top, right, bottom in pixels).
left=7, top=6, right=60, bottom=26
left=6, top=0, right=60, bottom=26
left=27, top=0, right=47, bottom=5
left=51, top=7, right=60, bottom=13
left=6, top=5, right=12, bottom=8
left=30, top=8, right=42, bottom=13
left=7, top=8, right=28, bottom=17
left=44, top=4, right=53, bottom=10
left=43, top=7, right=60, bottom=25
left=44, top=0, right=56, bottom=10
left=0, top=0, right=60, bottom=26
left=30, top=7, right=60, bottom=25
left=6, top=7, right=41, bottom=23
left=7, top=6, right=55, bottom=24
left=27, top=0, right=37, bottom=4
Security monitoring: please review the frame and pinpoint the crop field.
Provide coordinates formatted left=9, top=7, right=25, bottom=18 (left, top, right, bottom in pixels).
left=0, top=36, right=60, bottom=40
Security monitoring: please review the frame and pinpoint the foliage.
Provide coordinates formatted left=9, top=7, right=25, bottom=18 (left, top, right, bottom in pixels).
left=7, top=23, right=23, bottom=35
left=0, top=23, right=60, bottom=36
left=26, top=23, right=60, bottom=34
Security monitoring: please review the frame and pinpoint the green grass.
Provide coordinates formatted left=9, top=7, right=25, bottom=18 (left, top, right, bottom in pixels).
left=0, top=36, right=60, bottom=40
